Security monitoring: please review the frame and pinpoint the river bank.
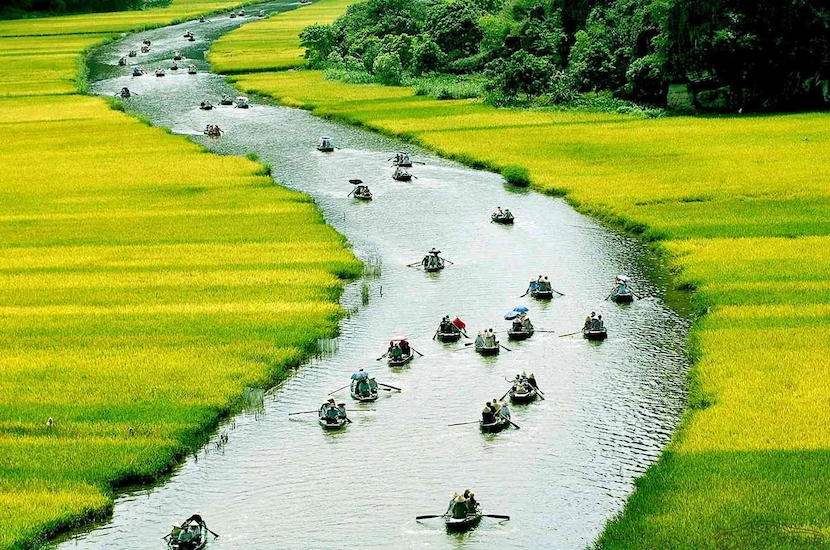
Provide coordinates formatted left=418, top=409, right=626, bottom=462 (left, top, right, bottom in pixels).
left=0, top=2, right=363, bottom=549
left=210, top=3, right=830, bottom=548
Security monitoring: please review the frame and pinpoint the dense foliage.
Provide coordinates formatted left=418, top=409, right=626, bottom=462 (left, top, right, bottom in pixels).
left=300, top=0, right=830, bottom=111
left=1, top=0, right=146, bottom=18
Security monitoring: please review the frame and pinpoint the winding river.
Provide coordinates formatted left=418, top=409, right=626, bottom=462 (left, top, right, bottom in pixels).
left=62, top=6, right=690, bottom=548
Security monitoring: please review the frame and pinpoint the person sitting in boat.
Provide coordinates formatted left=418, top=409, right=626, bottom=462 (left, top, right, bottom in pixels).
left=504, top=208, right=513, bottom=218
left=521, top=315, right=534, bottom=331
left=597, top=314, right=605, bottom=329
left=391, top=343, right=403, bottom=361
left=475, top=331, right=484, bottom=347
left=368, top=377, right=378, bottom=392
left=482, top=402, right=495, bottom=424
left=463, top=490, right=478, bottom=512
left=448, top=493, right=469, bottom=519
left=495, top=206, right=504, bottom=218
left=499, top=401, right=511, bottom=420
left=351, top=368, right=369, bottom=381
left=322, top=398, right=340, bottom=422
left=527, top=373, right=538, bottom=390
left=356, top=377, right=372, bottom=396
left=491, top=399, right=501, bottom=417
left=399, top=340, right=411, bottom=356
left=590, top=315, right=601, bottom=330
left=484, top=329, right=496, bottom=347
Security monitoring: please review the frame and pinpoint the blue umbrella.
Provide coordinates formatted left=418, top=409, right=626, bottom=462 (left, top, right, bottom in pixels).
left=513, top=306, right=529, bottom=313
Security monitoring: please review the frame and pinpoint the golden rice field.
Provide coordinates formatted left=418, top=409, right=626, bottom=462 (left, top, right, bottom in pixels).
left=216, top=5, right=830, bottom=546
left=208, top=0, right=354, bottom=73
left=0, top=1, right=360, bottom=548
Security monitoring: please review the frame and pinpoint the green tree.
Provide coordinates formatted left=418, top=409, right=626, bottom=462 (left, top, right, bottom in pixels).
left=299, top=23, right=336, bottom=69
left=372, top=52, right=404, bottom=85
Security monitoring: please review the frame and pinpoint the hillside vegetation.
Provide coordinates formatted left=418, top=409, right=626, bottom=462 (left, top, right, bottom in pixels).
left=212, top=2, right=830, bottom=547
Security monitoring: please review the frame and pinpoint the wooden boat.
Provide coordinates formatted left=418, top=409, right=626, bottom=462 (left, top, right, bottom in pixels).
left=142, top=39, right=151, bottom=46
left=116, top=87, right=131, bottom=98
left=424, top=257, right=444, bottom=272
left=173, top=51, right=182, bottom=60
left=391, top=152, right=412, bottom=167
left=219, top=94, right=233, bottom=105
left=128, top=50, right=137, bottom=57
left=141, top=45, right=150, bottom=53
left=530, top=286, right=553, bottom=299
left=132, top=67, right=143, bottom=77
left=509, top=384, right=537, bottom=404
left=353, top=186, right=372, bottom=201
left=610, top=288, right=634, bottom=303
left=199, top=100, right=213, bottom=110
left=583, top=327, right=607, bottom=341
left=387, top=338, right=414, bottom=367
left=167, top=521, right=207, bottom=550
left=507, top=326, right=533, bottom=340
left=392, top=167, right=412, bottom=181
left=118, top=56, right=127, bottom=66
left=198, top=16, right=205, bottom=22
left=188, top=35, right=196, bottom=42
left=230, top=12, right=237, bottom=18
left=491, top=213, right=514, bottom=224
left=170, top=62, right=179, bottom=71
left=155, top=68, right=166, bottom=77
left=444, top=507, right=482, bottom=532
left=184, top=31, right=194, bottom=38
left=475, top=341, right=500, bottom=356
left=188, top=65, right=197, bottom=75
left=437, top=330, right=461, bottom=343
left=317, top=136, right=334, bottom=152
left=318, top=403, right=348, bottom=430
left=235, top=96, right=249, bottom=108
left=258, top=9, right=265, bottom=16
left=350, top=379, right=378, bottom=402
left=238, top=9, right=246, bottom=16
left=479, top=416, right=509, bottom=433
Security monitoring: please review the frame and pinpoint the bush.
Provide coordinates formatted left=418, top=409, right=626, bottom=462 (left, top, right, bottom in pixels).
left=502, top=165, right=531, bottom=186
left=372, top=53, right=404, bottom=85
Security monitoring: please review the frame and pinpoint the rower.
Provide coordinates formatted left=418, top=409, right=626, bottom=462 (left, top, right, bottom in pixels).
left=504, top=208, right=513, bottom=218
left=496, top=206, right=504, bottom=217
left=391, top=344, right=403, bottom=360
left=499, top=401, right=511, bottom=420
left=491, top=399, right=501, bottom=417
left=463, top=489, right=477, bottom=512
left=482, top=402, right=495, bottom=423
left=450, top=494, right=468, bottom=519
left=597, top=314, right=605, bottom=328
left=351, top=368, right=369, bottom=381
left=475, top=331, right=484, bottom=347
left=399, top=340, right=410, bottom=356
left=527, top=373, right=538, bottom=389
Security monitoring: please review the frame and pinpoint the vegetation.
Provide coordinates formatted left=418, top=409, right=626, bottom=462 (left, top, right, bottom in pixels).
left=0, top=1, right=360, bottom=548
left=292, top=0, right=830, bottom=111
left=216, top=3, right=830, bottom=546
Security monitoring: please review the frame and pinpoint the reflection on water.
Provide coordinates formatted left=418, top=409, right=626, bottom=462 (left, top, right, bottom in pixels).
left=67, top=11, right=691, bottom=549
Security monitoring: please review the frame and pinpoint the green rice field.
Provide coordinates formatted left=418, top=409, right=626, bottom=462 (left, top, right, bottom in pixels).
left=213, top=5, right=830, bottom=547
left=0, top=2, right=360, bottom=548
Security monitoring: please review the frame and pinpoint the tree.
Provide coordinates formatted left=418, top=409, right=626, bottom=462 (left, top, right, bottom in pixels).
left=484, top=49, right=554, bottom=101
left=373, top=52, right=404, bottom=85
left=425, top=0, right=483, bottom=62
left=410, top=36, right=445, bottom=75
left=299, top=23, right=336, bottom=68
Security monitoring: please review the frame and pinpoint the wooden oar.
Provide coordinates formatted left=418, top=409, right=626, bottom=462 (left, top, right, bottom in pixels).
left=413, top=161, right=426, bottom=165
left=462, top=330, right=470, bottom=339
left=558, top=331, right=582, bottom=338
left=442, top=258, right=455, bottom=265
left=604, top=292, right=613, bottom=301
left=344, top=416, right=353, bottom=424
left=375, top=352, right=388, bottom=361
left=288, top=410, right=318, bottom=415
left=377, top=383, right=401, bottom=391
left=411, top=347, right=425, bottom=357
left=483, top=514, right=510, bottom=520
left=534, top=330, right=556, bottom=333
left=464, top=341, right=475, bottom=347
left=628, top=287, right=643, bottom=299
left=504, top=418, right=521, bottom=429
left=406, top=262, right=422, bottom=268
left=330, top=384, right=349, bottom=394
left=432, top=330, right=438, bottom=340
left=206, top=526, right=220, bottom=538
left=552, top=288, right=565, bottom=296
left=500, top=387, right=512, bottom=401
left=448, top=420, right=479, bottom=426
left=416, top=514, right=443, bottom=520
left=347, top=188, right=355, bottom=197
left=499, top=344, right=513, bottom=352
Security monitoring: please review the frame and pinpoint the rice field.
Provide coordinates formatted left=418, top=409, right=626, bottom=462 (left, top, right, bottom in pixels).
left=215, top=5, right=830, bottom=547
left=0, top=2, right=360, bottom=547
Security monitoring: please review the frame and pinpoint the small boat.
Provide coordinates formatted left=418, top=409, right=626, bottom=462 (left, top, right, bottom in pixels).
left=387, top=338, right=414, bottom=367
left=391, top=151, right=412, bottom=167
left=318, top=401, right=348, bottom=430
left=198, top=16, right=205, bottom=22
left=199, top=100, right=213, bottom=110
left=445, top=507, right=483, bottom=532
left=230, top=12, right=237, bottom=18
left=115, top=87, right=131, bottom=98
left=141, top=45, right=150, bottom=53
left=508, top=384, right=537, bottom=404
left=155, top=68, right=166, bottom=77
left=475, top=341, right=500, bottom=356
left=610, top=287, right=634, bottom=303
left=507, top=325, right=533, bottom=340
left=173, top=51, right=182, bottom=61
left=392, top=166, right=412, bottom=181
left=219, top=94, right=234, bottom=105
left=436, top=316, right=465, bottom=342
left=350, top=378, right=378, bottom=402
left=352, top=185, right=372, bottom=201
left=184, top=31, right=194, bottom=38
left=421, top=248, right=445, bottom=272
left=188, top=35, right=196, bottom=42
left=204, top=124, right=223, bottom=137
left=128, top=50, right=137, bottom=57
left=132, top=67, right=143, bottom=77
left=479, top=415, right=509, bottom=433
left=170, top=62, right=179, bottom=71
left=317, top=136, right=334, bottom=152
left=238, top=9, right=246, bottom=16
left=258, top=10, right=265, bottom=17
left=167, top=518, right=207, bottom=550
left=437, top=329, right=461, bottom=343
left=235, top=96, right=249, bottom=108
left=118, top=56, right=127, bottom=66
left=142, top=39, right=151, bottom=46
left=583, top=327, right=607, bottom=341
left=491, top=211, right=514, bottom=224
left=528, top=278, right=554, bottom=299
left=188, top=64, right=197, bottom=75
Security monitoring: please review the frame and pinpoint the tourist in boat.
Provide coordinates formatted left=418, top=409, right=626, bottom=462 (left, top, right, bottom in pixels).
left=522, top=314, right=534, bottom=331
left=447, top=493, right=469, bottom=519
left=499, top=401, right=511, bottom=420
left=464, top=490, right=478, bottom=512
left=504, top=208, right=513, bottom=218
left=597, top=314, right=605, bottom=329
left=391, top=343, right=403, bottom=361
left=399, top=339, right=411, bottom=356
left=491, top=399, right=501, bottom=417
left=356, top=377, right=371, bottom=396
left=351, top=368, right=369, bottom=381
left=495, top=206, right=504, bottom=217
left=322, top=397, right=340, bottom=421
left=482, top=402, right=495, bottom=423
left=527, top=373, right=538, bottom=390
left=484, top=329, right=496, bottom=347
left=475, top=331, right=484, bottom=347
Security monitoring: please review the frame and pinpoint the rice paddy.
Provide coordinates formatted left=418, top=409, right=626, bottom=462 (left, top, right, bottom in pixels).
left=215, top=4, right=830, bottom=546
left=0, top=2, right=360, bottom=548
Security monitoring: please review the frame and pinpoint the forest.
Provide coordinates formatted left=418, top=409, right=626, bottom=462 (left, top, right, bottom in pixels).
left=1, top=0, right=146, bottom=18
left=300, top=0, right=830, bottom=111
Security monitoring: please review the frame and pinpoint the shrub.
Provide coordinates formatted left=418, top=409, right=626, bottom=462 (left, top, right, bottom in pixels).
left=372, top=53, right=403, bottom=86
left=502, top=165, right=531, bottom=186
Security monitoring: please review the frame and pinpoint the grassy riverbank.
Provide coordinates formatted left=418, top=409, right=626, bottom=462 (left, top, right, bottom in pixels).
left=0, top=3, right=360, bottom=549
left=210, top=4, right=830, bottom=548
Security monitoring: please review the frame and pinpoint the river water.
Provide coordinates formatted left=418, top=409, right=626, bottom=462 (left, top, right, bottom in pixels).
left=63, top=7, right=690, bottom=549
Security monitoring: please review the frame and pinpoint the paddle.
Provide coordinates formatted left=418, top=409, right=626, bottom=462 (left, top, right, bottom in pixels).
left=462, top=330, right=470, bottom=339
left=499, top=344, right=513, bottom=352
left=499, top=388, right=511, bottom=401
left=206, top=527, right=220, bottom=538
left=519, top=289, right=530, bottom=298
left=416, top=514, right=443, bottom=520
left=377, top=383, right=401, bottom=391
left=552, top=288, right=565, bottom=296
left=413, top=161, right=426, bottom=165
left=288, top=410, right=318, bottom=415
left=448, top=420, right=480, bottom=426
left=464, top=342, right=475, bottom=347
left=534, top=330, right=557, bottom=333
left=375, top=352, right=388, bottom=361
left=406, top=262, right=422, bottom=268
left=536, top=391, right=546, bottom=401
left=411, top=347, right=425, bottom=357
left=347, top=188, right=355, bottom=197
left=604, top=292, right=613, bottom=301
left=483, top=514, right=510, bottom=520
left=330, top=384, right=349, bottom=394
left=628, top=287, right=643, bottom=299
left=558, top=331, right=583, bottom=338
left=411, top=175, right=419, bottom=179
left=432, top=330, right=438, bottom=341
left=504, top=418, right=521, bottom=429
left=442, top=258, right=455, bottom=265
left=344, top=416, right=353, bottom=424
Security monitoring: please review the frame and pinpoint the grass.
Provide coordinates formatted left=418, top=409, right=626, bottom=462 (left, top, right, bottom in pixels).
left=212, top=3, right=830, bottom=547
left=0, top=2, right=361, bottom=549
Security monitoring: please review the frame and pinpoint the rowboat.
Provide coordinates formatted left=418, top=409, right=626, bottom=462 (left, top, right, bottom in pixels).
left=318, top=403, right=348, bottom=430
left=317, top=136, right=334, bottom=152
left=132, top=67, right=143, bottom=77
left=188, top=65, right=197, bottom=75
left=387, top=338, right=413, bottom=367
left=116, top=87, right=131, bottom=98
left=230, top=12, right=237, bottom=18
left=392, top=167, right=412, bottom=181
left=507, top=326, right=533, bottom=340
left=531, top=287, right=553, bottom=299
left=491, top=213, right=514, bottom=224
left=188, top=35, right=196, bottom=42
left=509, top=384, right=537, bottom=404
left=388, top=352, right=413, bottom=367
left=475, top=342, right=500, bottom=355
left=118, top=56, right=127, bottom=66
left=437, top=330, right=461, bottom=343
left=167, top=521, right=207, bottom=550
left=479, top=416, right=509, bottom=433
left=173, top=51, right=182, bottom=60
left=583, top=327, right=607, bottom=341
left=235, top=96, right=249, bottom=108
left=352, top=185, right=372, bottom=201
left=350, top=379, right=378, bottom=402
left=199, top=100, right=213, bottom=110
left=424, top=257, right=444, bottom=272
left=219, top=94, right=233, bottom=105
left=155, top=68, right=166, bottom=77
left=445, top=507, right=482, bottom=532
left=128, top=50, right=137, bottom=57
left=610, top=288, right=634, bottom=303
left=141, top=45, right=150, bottom=53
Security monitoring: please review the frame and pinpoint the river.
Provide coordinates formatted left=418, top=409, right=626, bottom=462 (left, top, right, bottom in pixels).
left=61, top=6, right=690, bottom=548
